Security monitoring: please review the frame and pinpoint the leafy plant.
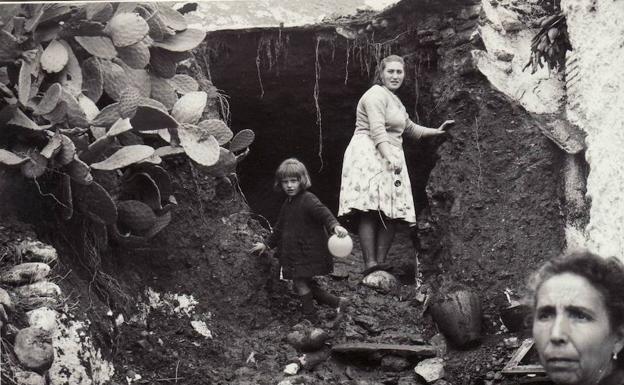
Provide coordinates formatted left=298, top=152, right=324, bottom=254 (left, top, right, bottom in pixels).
left=0, top=2, right=255, bottom=245
left=524, top=13, right=572, bottom=74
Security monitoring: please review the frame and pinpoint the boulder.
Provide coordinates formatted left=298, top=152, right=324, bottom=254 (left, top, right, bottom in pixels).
left=362, top=270, right=399, bottom=293
left=0, top=287, right=14, bottom=313
left=26, top=307, right=59, bottom=332
left=14, top=370, right=46, bottom=385
left=283, top=363, right=300, bottom=375
left=0, top=263, right=50, bottom=285
left=14, top=327, right=54, bottom=373
left=14, top=281, right=62, bottom=298
left=14, top=240, right=58, bottom=264
left=414, top=357, right=445, bottom=383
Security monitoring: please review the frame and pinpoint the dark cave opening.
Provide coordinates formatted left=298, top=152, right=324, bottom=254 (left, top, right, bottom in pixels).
left=206, top=28, right=444, bottom=224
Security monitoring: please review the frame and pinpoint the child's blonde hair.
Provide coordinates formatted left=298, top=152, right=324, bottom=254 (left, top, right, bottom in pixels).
left=273, top=158, right=312, bottom=192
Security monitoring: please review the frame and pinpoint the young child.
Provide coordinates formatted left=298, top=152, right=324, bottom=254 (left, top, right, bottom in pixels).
left=251, top=158, right=349, bottom=316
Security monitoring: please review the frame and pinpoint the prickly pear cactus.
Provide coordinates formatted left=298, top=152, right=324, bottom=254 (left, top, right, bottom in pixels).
left=0, top=2, right=254, bottom=247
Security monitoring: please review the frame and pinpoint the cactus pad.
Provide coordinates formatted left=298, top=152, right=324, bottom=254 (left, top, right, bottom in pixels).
left=130, top=105, right=178, bottom=131
left=155, top=145, right=185, bottom=158
left=73, top=180, right=117, bottom=224
left=117, top=200, right=157, bottom=232
left=57, top=135, right=76, bottom=166
left=66, top=156, right=93, bottom=184
left=155, top=4, right=187, bottom=31
left=101, top=60, right=129, bottom=101
left=90, top=145, right=154, bottom=171
left=81, top=57, right=104, bottom=103
left=178, top=123, right=219, bottom=167
left=150, top=75, right=178, bottom=110
left=198, top=119, right=233, bottom=146
left=21, top=151, right=48, bottom=179
left=40, top=132, right=63, bottom=159
left=105, top=13, right=149, bottom=47
left=33, top=83, right=62, bottom=115
left=75, top=36, right=117, bottom=59
left=119, top=86, right=141, bottom=119
left=117, top=41, right=150, bottom=69
left=171, top=91, right=207, bottom=125
left=41, top=40, right=68, bottom=73
left=229, top=129, right=255, bottom=152
left=107, top=117, right=133, bottom=136
left=92, top=102, right=121, bottom=127
left=169, top=74, right=199, bottom=94
left=203, top=148, right=237, bottom=178
left=153, top=29, right=206, bottom=52
left=0, top=149, right=28, bottom=166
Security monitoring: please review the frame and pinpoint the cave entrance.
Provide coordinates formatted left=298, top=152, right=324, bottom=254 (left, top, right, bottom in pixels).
left=205, top=27, right=442, bottom=225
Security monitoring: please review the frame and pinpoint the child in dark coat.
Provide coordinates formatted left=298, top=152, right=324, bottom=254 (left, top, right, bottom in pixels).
left=251, top=158, right=349, bottom=316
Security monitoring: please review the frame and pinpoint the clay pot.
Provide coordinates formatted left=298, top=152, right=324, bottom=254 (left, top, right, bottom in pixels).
left=429, top=288, right=482, bottom=348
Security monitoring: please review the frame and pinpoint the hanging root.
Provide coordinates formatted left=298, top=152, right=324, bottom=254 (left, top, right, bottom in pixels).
left=255, top=41, right=265, bottom=99
left=344, top=40, right=350, bottom=85
left=314, top=36, right=323, bottom=171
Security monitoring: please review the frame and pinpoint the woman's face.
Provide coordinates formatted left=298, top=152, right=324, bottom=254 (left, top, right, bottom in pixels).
left=381, top=61, right=405, bottom=91
left=533, top=273, right=624, bottom=385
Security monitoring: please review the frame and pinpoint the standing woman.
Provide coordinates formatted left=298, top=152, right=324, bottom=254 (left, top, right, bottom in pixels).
left=338, top=54, right=454, bottom=275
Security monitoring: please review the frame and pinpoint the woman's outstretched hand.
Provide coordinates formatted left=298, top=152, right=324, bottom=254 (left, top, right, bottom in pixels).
left=249, top=242, right=267, bottom=255
left=334, top=225, right=349, bottom=238
left=438, top=120, right=455, bottom=131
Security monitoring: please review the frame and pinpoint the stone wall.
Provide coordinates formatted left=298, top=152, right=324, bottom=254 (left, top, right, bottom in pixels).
left=562, top=0, right=624, bottom=259
left=474, top=0, right=624, bottom=260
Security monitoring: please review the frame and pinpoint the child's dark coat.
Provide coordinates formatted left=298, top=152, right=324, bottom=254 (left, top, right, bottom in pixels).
left=267, top=191, right=339, bottom=279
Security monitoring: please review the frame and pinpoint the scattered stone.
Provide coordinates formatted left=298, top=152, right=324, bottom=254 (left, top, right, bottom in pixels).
left=381, top=355, right=411, bottom=372
left=353, top=315, right=381, bottom=333
left=14, top=281, right=62, bottom=298
left=14, top=327, right=54, bottom=373
left=434, top=380, right=452, bottom=385
left=362, top=270, right=399, bottom=293
left=299, top=348, right=330, bottom=370
left=15, top=240, right=58, bottom=264
left=504, top=337, right=520, bottom=349
left=414, top=357, right=445, bottom=383
left=332, top=343, right=436, bottom=360
left=287, top=327, right=329, bottom=352
left=0, top=263, right=51, bottom=286
left=283, top=363, right=300, bottom=375
left=26, top=307, right=58, bottom=332
left=0, top=287, right=14, bottom=313
left=13, top=369, right=46, bottom=385
left=430, top=333, right=448, bottom=356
